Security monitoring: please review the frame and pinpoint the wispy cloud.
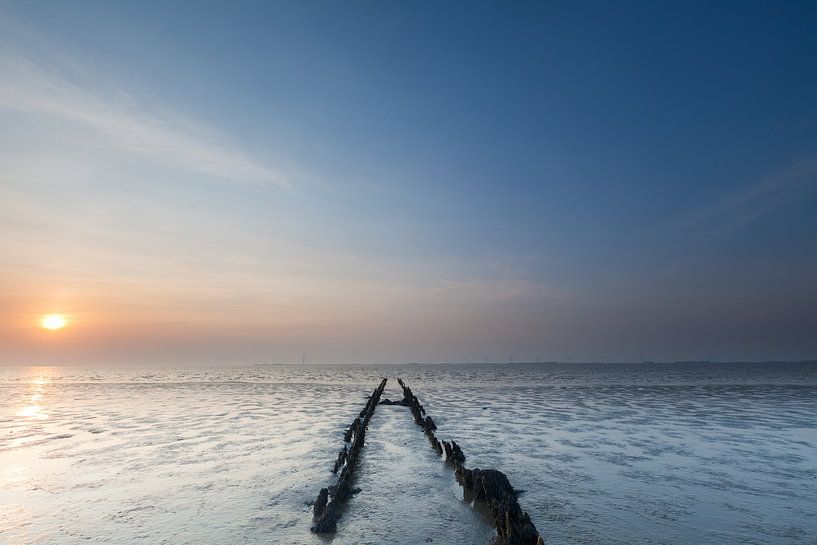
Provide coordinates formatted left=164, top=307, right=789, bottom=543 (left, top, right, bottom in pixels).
left=0, top=53, right=288, bottom=188
left=664, top=156, right=817, bottom=237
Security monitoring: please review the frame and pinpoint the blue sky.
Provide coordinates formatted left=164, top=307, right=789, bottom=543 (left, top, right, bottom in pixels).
left=1, top=1, right=816, bottom=364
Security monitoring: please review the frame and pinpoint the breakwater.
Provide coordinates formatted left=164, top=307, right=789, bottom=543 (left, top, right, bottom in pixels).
left=393, top=377, right=544, bottom=545
left=310, top=378, right=388, bottom=533
left=309, top=376, right=542, bottom=543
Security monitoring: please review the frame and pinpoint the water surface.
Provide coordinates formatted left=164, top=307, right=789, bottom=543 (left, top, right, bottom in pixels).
left=1, top=363, right=815, bottom=544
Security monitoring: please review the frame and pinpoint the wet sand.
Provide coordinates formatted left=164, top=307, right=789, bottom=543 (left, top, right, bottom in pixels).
left=2, top=363, right=815, bottom=544
left=338, top=382, right=494, bottom=544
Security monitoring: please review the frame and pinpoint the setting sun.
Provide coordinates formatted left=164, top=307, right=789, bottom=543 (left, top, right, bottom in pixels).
left=41, top=314, right=67, bottom=330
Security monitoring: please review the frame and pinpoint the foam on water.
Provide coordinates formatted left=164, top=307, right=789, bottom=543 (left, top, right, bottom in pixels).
left=1, top=363, right=815, bottom=544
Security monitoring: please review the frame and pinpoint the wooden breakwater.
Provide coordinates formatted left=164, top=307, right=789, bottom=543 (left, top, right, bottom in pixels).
left=393, top=378, right=544, bottom=545
left=310, top=378, right=388, bottom=533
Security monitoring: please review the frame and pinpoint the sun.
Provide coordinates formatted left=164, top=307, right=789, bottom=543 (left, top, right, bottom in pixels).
left=41, top=314, right=67, bottom=330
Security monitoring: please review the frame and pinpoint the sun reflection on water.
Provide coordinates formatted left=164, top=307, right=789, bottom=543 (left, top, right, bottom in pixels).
left=16, top=370, right=52, bottom=419
left=17, top=404, right=45, bottom=418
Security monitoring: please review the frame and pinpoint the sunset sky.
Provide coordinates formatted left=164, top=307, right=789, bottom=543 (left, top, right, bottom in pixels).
left=2, top=1, right=816, bottom=365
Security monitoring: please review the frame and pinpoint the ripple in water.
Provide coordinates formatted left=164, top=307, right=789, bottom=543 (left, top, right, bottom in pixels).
left=0, top=363, right=815, bottom=544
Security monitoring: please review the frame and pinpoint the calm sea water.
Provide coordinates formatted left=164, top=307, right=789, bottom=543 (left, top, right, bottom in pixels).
left=1, top=363, right=815, bottom=545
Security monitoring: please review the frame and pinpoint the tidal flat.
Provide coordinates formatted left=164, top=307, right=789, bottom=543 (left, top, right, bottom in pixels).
left=1, top=362, right=815, bottom=544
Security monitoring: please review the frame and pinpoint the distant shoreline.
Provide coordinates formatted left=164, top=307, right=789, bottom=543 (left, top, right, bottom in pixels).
left=251, top=360, right=817, bottom=367
left=3, top=360, right=815, bottom=369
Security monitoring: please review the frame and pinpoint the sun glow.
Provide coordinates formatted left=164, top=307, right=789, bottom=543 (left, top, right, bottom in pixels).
left=41, top=314, right=67, bottom=330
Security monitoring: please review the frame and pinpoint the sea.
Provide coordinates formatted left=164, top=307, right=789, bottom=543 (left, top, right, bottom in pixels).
left=1, top=362, right=815, bottom=545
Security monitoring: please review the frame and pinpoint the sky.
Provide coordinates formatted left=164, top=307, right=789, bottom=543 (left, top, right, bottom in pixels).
left=1, top=1, right=816, bottom=365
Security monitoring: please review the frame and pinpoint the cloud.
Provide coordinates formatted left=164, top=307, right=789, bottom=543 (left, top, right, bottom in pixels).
left=664, top=156, right=817, bottom=237
left=0, top=53, right=289, bottom=188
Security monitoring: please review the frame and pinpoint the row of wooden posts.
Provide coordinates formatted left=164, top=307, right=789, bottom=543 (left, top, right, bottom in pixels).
left=310, top=378, right=388, bottom=533
left=310, top=377, right=544, bottom=545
